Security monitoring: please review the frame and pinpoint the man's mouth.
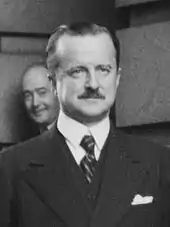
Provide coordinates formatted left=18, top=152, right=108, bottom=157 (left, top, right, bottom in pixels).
left=34, top=108, right=46, bottom=115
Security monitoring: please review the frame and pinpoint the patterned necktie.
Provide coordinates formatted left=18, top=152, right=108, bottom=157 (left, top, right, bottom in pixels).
left=80, top=135, right=97, bottom=183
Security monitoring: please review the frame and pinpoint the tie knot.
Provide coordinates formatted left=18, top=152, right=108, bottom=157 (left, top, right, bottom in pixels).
left=80, top=135, right=95, bottom=155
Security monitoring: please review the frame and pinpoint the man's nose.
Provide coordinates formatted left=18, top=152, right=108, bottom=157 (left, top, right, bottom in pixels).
left=32, top=94, right=40, bottom=106
left=85, top=70, right=99, bottom=89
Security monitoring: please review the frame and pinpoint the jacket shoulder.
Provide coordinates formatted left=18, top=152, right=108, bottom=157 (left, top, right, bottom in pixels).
left=0, top=128, right=61, bottom=172
left=115, top=128, right=168, bottom=162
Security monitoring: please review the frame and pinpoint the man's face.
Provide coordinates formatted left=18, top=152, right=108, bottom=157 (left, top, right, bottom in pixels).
left=22, top=66, right=58, bottom=127
left=56, top=33, right=120, bottom=124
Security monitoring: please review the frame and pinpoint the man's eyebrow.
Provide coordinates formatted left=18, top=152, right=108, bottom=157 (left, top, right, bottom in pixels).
left=97, top=64, right=113, bottom=69
left=67, top=65, right=87, bottom=70
left=35, top=87, right=48, bottom=92
left=23, top=86, right=48, bottom=94
left=23, top=90, right=31, bottom=95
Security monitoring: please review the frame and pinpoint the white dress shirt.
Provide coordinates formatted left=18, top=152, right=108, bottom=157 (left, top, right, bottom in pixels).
left=57, top=111, right=110, bottom=165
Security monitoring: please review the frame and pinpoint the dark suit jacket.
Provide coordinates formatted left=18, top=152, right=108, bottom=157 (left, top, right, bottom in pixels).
left=0, top=123, right=170, bottom=227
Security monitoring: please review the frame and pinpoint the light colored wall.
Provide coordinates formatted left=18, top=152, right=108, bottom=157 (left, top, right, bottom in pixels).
left=117, top=21, right=170, bottom=126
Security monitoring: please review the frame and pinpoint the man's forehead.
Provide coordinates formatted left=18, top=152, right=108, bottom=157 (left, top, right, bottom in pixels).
left=22, top=67, right=50, bottom=90
left=57, top=33, right=115, bottom=57
left=25, top=66, right=48, bottom=77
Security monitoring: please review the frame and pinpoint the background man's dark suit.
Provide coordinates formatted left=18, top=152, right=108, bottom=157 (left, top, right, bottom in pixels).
left=0, top=123, right=170, bottom=227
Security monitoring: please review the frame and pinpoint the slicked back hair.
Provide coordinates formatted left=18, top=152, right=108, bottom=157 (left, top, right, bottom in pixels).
left=46, top=22, right=120, bottom=74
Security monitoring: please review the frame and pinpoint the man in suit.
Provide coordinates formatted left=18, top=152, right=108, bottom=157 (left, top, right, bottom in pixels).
left=22, top=63, right=58, bottom=135
left=0, top=22, right=170, bottom=227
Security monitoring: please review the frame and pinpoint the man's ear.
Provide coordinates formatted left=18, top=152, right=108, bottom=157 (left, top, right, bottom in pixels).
left=54, top=88, right=57, bottom=96
left=51, top=84, right=57, bottom=96
left=116, top=67, right=121, bottom=87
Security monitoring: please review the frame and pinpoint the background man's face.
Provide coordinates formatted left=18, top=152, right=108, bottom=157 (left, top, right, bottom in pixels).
left=56, top=33, right=120, bottom=123
left=22, top=66, right=58, bottom=127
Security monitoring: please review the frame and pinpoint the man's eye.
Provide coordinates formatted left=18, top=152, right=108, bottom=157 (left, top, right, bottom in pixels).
left=99, top=67, right=110, bottom=73
left=72, top=68, right=85, bottom=74
left=72, top=68, right=83, bottom=74
left=68, top=68, right=87, bottom=77
left=24, top=93, right=31, bottom=100
left=38, top=90, right=47, bottom=95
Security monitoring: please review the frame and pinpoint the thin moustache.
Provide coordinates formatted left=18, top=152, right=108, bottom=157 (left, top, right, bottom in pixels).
left=78, top=94, right=105, bottom=99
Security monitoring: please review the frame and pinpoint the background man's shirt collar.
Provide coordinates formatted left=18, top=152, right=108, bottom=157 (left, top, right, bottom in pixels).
left=39, top=119, right=57, bottom=134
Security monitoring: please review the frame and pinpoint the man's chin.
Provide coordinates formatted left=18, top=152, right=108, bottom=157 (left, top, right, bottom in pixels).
left=75, top=109, right=109, bottom=123
left=32, top=116, right=46, bottom=125
left=63, top=104, right=109, bottom=123
left=81, top=106, right=108, bottom=116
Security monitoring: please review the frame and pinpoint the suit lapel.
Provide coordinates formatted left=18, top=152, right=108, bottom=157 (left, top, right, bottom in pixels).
left=22, top=128, right=90, bottom=227
left=90, top=125, right=149, bottom=227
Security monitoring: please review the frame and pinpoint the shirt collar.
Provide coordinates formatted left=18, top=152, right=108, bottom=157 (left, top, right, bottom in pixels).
left=39, top=120, right=56, bottom=134
left=57, top=110, right=110, bottom=150
left=89, top=116, right=110, bottom=150
left=47, top=120, right=56, bottom=130
left=57, top=111, right=88, bottom=147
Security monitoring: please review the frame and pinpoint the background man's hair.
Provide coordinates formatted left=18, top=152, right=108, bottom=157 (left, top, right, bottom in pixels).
left=46, top=22, right=120, bottom=74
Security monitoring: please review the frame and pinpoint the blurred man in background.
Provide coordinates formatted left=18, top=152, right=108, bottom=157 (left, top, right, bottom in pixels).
left=22, top=63, right=58, bottom=134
